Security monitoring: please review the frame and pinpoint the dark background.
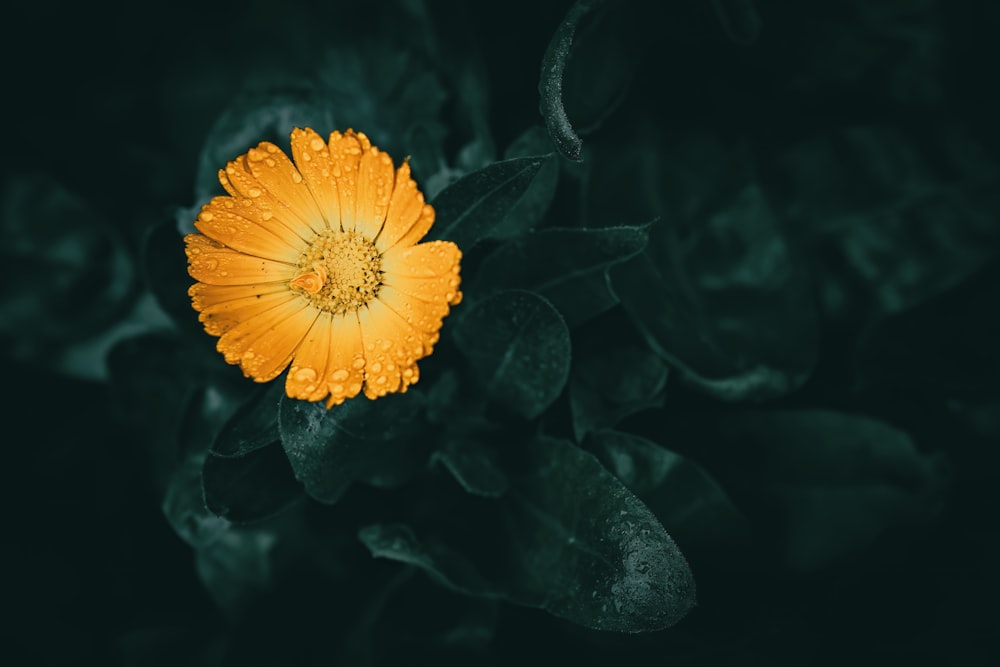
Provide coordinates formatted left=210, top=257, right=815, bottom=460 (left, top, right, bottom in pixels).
left=4, top=0, right=999, bottom=665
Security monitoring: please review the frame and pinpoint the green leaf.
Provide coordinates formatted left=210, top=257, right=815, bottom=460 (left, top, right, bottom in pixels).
left=503, top=437, right=695, bottom=631
left=210, top=381, right=284, bottom=458
left=472, top=225, right=650, bottom=328
left=539, top=0, right=607, bottom=160
left=489, top=126, right=560, bottom=240
left=358, top=524, right=503, bottom=599
left=569, top=345, right=669, bottom=441
left=453, top=290, right=571, bottom=419
left=162, top=454, right=230, bottom=550
left=586, top=431, right=749, bottom=559
left=358, top=438, right=696, bottom=633
left=431, top=439, right=509, bottom=498
left=202, top=442, right=304, bottom=524
left=427, top=156, right=548, bottom=250
left=278, top=392, right=426, bottom=504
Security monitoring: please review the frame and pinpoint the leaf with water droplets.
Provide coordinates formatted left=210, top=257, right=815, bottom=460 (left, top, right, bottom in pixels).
left=277, top=391, right=426, bottom=504
left=539, top=0, right=608, bottom=160
left=504, top=437, right=695, bottom=631
left=586, top=430, right=749, bottom=561
left=453, top=290, right=571, bottom=420
left=427, top=156, right=548, bottom=250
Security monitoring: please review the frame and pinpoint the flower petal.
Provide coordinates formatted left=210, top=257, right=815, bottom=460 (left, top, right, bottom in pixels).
left=285, top=311, right=333, bottom=402
left=376, top=285, right=449, bottom=349
left=207, top=193, right=311, bottom=246
left=376, top=161, right=433, bottom=252
left=239, top=303, right=320, bottom=383
left=327, top=130, right=369, bottom=233
left=185, top=234, right=297, bottom=285
left=290, top=128, right=339, bottom=231
left=357, top=298, right=426, bottom=399
left=216, top=294, right=311, bottom=367
left=354, top=145, right=395, bottom=242
left=196, top=287, right=298, bottom=336
left=195, top=200, right=304, bottom=263
left=220, top=155, right=321, bottom=237
left=244, top=142, right=328, bottom=232
left=381, top=240, right=462, bottom=282
left=322, top=311, right=367, bottom=407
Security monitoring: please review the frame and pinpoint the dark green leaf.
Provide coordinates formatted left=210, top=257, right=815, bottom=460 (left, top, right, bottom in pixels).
left=503, top=437, right=695, bottom=631
left=278, top=392, right=426, bottom=504
left=489, top=126, right=560, bottom=240
left=427, top=156, right=547, bottom=250
left=431, top=439, right=509, bottom=498
left=473, top=225, right=649, bottom=328
left=202, top=442, right=304, bottom=524
left=453, top=290, right=571, bottom=419
left=710, top=0, right=762, bottom=45
left=587, top=431, right=749, bottom=559
left=211, top=381, right=284, bottom=458
left=358, top=524, right=503, bottom=599
left=569, top=345, right=669, bottom=441
left=360, top=438, right=696, bottom=632
left=539, top=0, right=607, bottom=160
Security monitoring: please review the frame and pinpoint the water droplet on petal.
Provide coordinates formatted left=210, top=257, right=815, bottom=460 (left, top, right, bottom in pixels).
left=310, top=138, right=325, bottom=151
left=262, top=211, right=273, bottom=221
left=292, top=172, right=303, bottom=184
left=351, top=357, right=366, bottom=370
left=331, top=383, right=344, bottom=394
left=370, top=362, right=383, bottom=374
left=332, top=369, right=349, bottom=381
left=248, top=188, right=262, bottom=197
left=293, top=367, right=318, bottom=383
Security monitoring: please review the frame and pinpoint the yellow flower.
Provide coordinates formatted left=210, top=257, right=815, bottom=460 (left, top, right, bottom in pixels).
left=184, top=128, right=462, bottom=408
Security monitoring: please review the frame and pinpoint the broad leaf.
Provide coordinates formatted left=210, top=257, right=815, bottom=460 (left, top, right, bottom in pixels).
left=472, top=225, right=650, bottom=328
left=427, top=156, right=548, bottom=250
left=587, top=430, right=749, bottom=559
left=278, top=392, right=426, bottom=504
left=431, top=439, right=509, bottom=498
left=211, top=381, right=284, bottom=457
left=503, top=437, right=695, bottom=631
left=453, top=290, right=571, bottom=419
left=202, top=442, right=304, bottom=524
left=489, top=126, right=560, bottom=240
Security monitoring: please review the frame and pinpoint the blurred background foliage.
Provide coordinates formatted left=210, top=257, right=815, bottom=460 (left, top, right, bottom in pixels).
left=3, top=0, right=999, bottom=664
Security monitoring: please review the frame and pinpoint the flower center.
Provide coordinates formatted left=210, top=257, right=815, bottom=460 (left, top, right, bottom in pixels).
left=290, top=230, right=383, bottom=314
